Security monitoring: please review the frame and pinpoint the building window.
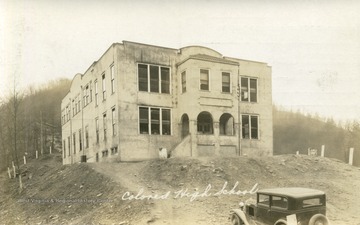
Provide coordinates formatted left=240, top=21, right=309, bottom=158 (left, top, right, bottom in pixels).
left=222, top=72, right=230, bottom=93
left=73, top=133, right=76, bottom=154
left=95, top=80, right=98, bottom=106
left=85, top=125, right=89, bottom=148
left=139, top=107, right=149, bottom=134
left=242, top=114, right=259, bottom=139
left=103, top=112, right=107, bottom=141
left=95, top=117, right=99, bottom=144
left=68, top=136, right=71, bottom=156
left=150, top=65, right=159, bottom=93
left=78, top=95, right=81, bottom=112
left=84, top=85, right=89, bottom=106
left=162, top=109, right=171, bottom=135
left=138, top=64, right=148, bottom=91
left=63, top=140, right=66, bottom=158
left=161, top=67, right=170, bottom=93
left=72, top=99, right=75, bottom=116
left=102, top=73, right=106, bottom=101
left=241, top=77, right=257, bottom=102
left=197, top=111, right=213, bottom=134
left=102, top=149, right=109, bottom=157
left=181, top=71, right=186, bottom=93
left=74, top=97, right=78, bottom=115
left=79, top=129, right=82, bottom=151
left=151, top=108, right=160, bottom=134
left=112, top=107, right=116, bottom=136
left=111, top=147, right=118, bottom=155
left=200, top=69, right=209, bottom=90
left=110, top=64, right=115, bottom=94
left=139, top=107, right=171, bottom=135
left=138, top=63, right=170, bottom=93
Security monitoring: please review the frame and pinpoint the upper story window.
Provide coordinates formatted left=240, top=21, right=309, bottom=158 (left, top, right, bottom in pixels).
left=181, top=71, right=186, bottom=93
left=84, top=85, right=89, bottom=106
left=102, top=73, right=106, bottom=101
left=94, top=79, right=98, bottom=106
left=111, top=106, right=116, bottom=136
left=241, top=77, right=257, bottom=102
left=222, top=72, right=230, bottom=93
left=138, top=64, right=170, bottom=94
left=200, top=69, right=209, bottom=91
left=110, top=64, right=115, bottom=94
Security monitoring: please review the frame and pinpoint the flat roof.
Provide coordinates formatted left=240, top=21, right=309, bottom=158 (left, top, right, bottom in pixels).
left=258, top=188, right=325, bottom=198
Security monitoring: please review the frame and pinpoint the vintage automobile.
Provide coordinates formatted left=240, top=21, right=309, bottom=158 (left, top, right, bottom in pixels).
left=230, top=187, right=330, bottom=225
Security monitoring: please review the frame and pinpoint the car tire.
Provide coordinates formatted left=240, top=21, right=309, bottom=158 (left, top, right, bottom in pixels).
left=230, top=214, right=243, bottom=225
left=308, top=214, right=330, bottom=225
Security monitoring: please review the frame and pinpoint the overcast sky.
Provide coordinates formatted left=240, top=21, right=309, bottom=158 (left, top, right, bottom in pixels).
left=1, top=0, right=359, bottom=122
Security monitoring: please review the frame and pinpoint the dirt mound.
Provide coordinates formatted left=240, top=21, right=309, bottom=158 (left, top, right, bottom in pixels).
left=1, top=154, right=359, bottom=224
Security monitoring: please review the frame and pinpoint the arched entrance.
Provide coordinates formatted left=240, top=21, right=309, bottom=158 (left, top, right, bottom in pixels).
left=181, top=114, right=189, bottom=138
left=219, top=113, right=235, bottom=135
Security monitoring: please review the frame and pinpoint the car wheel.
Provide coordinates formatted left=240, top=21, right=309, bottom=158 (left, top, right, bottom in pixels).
left=308, top=214, right=330, bottom=225
left=230, top=214, right=243, bottom=225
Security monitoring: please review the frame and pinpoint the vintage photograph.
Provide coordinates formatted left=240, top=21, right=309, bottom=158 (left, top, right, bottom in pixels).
left=0, top=0, right=359, bottom=224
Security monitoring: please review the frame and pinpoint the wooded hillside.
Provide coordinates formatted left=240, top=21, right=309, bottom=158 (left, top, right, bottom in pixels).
left=0, top=79, right=71, bottom=171
left=273, top=106, right=360, bottom=166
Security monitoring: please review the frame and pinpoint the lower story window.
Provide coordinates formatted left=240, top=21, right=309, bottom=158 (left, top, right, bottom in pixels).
left=242, top=114, right=259, bottom=139
left=111, top=147, right=118, bottom=155
left=139, top=107, right=171, bottom=135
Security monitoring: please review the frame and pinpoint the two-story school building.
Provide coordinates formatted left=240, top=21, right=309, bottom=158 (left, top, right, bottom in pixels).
left=61, top=41, right=273, bottom=164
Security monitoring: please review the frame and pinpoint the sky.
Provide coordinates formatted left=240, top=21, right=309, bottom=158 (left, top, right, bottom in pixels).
left=1, top=0, right=360, bottom=122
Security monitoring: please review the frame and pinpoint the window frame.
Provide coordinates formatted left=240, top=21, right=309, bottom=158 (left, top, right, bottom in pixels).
left=94, top=79, right=98, bottom=106
left=137, top=63, right=171, bottom=94
left=103, top=112, right=107, bottom=141
left=222, top=72, right=231, bottom=93
left=102, top=73, right=106, bottom=101
left=95, top=117, right=99, bottom=144
left=241, top=77, right=258, bottom=103
left=111, top=106, right=116, bottom=136
left=138, top=106, right=172, bottom=135
left=199, top=69, right=210, bottom=91
left=181, top=70, right=186, bottom=93
left=241, top=114, right=259, bottom=140
left=110, top=64, right=115, bottom=94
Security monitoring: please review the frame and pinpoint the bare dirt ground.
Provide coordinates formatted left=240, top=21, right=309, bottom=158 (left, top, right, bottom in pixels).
left=1, top=153, right=360, bottom=225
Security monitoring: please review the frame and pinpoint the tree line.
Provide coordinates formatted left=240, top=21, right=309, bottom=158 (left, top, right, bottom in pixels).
left=0, top=78, right=71, bottom=172
left=273, top=106, right=360, bottom=166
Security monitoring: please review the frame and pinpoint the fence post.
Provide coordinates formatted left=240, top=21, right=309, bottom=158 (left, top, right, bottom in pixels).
left=7, top=167, right=11, bottom=179
left=349, top=148, right=354, bottom=165
left=36, top=150, right=38, bottom=159
left=23, top=155, right=27, bottom=165
left=321, top=145, right=325, bottom=157
left=50, top=146, right=52, bottom=154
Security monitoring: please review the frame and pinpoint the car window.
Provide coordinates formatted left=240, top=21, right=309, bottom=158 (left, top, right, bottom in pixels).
left=271, top=196, right=288, bottom=209
left=302, top=198, right=323, bottom=208
left=258, top=194, right=270, bottom=207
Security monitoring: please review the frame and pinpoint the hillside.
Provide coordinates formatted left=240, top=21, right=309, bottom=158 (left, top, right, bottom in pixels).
left=273, top=107, right=360, bottom=166
left=1, top=153, right=359, bottom=225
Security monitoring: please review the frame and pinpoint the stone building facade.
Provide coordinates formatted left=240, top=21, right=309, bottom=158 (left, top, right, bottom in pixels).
left=61, top=41, right=272, bottom=164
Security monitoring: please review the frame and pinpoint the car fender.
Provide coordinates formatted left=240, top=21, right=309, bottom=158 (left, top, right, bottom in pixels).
left=274, top=218, right=287, bottom=225
left=230, top=209, right=251, bottom=225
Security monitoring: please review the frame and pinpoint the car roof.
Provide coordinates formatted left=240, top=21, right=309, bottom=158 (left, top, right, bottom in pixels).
left=258, top=188, right=325, bottom=198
